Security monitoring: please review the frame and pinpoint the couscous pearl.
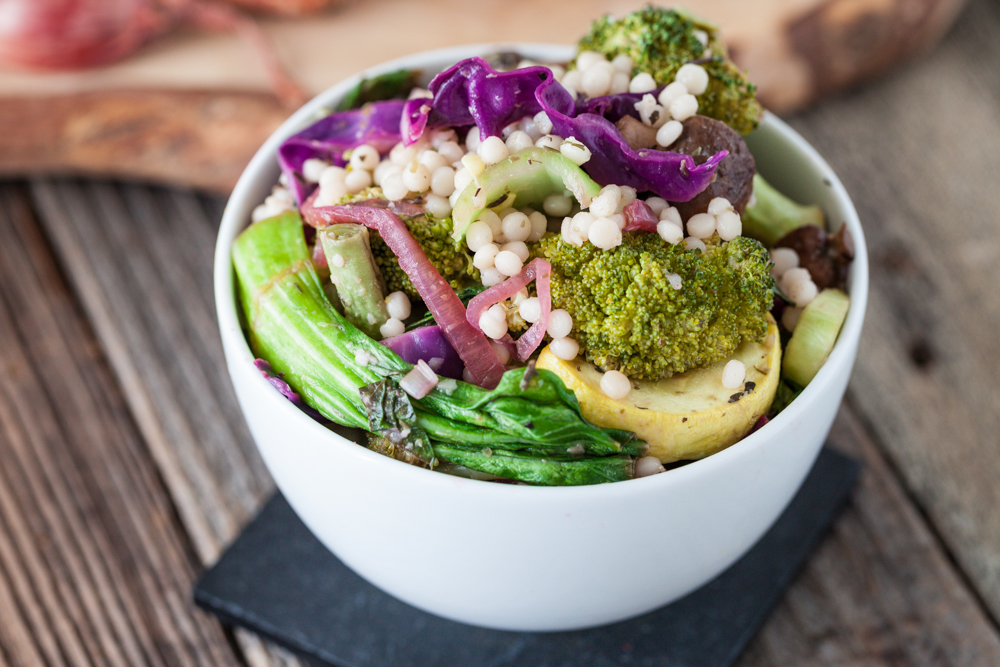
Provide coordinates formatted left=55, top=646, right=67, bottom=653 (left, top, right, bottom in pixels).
left=581, top=66, right=613, bottom=97
left=319, top=165, right=347, bottom=189
left=494, top=250, right=523, bottom=276
left=693, top=29, right=709, bottom=46
left=588, top=217, right=622, bottom=250
left=634, top=94, right=665, bottom=127
left=645, top=197, right=668, bottom=216
left=676, top=63, right=709, bottom=95
left=571, top=211, right=595, bottom=235
left=480, top=267, right=504, bottom=286
left=487, top=303, right=507, bottom=322
left=527, top=211, right=548, bottom=241
left=548, top=64, right=566, bottom=80
left=576, top=50, right=606, bottom=71
left=430, top=128, right=457, bottom=149
left=549, top=336, right=580, bottom=361
left=461, top=153, right=486, bottom=177
left=424, top=194, right=452, bottom=219
left=600, top=370, right=631, bottom=399
left=562, top=217, right=584, bottom=246
left=430, top=166, right=456, bottom=197
left=721, top=359, right=746, bottom=390
left=684, top=236, right=707, bottom=253
left=561, top=69, right=582, bottom=93
left=344, top=169, right=372, bottom=194
left=629, top=71, right=657, bottom=93
left=670, top=94, right=699, bottom=121
left=665, top=272, right=683, bottom=290
left=349, top=145, right=380, bottom=171
left=618, top=186, right=637, bottom=209
left=611, top=53, right=634, bottom=73
left=519, top=297, right=541, bottom=323
left=478, top=209, right=503, bottom=237
left=478, top=311, right=508, bottom=340
left=465, top=126, right=482, bottom=152
left=390, top=142, right=417, bottom=166
left=512, top=288, right=529, bottom=305
left=501, top=241, right=530, bottom=262
left=533, top=111, right=553, bottom=136
left=560, top=138, right=592, bottom=165
left=407, top=87, right=432, bottom=100
left=418, top=150, right=449, bottom=172
left=380, top=318, right=406, bottom=339
left=609, top=71, right=631, bottom=95
left=473, top=243, right=500, bottom=269
left=251, top=203, right=277, bottom=222
left=385, top=291, right=411, bottom=320
left=770, top=248, right=799, bottom=278
left=635, top=456, right=666, bottom=477
left=686, top=212, right=717, bottom=239
left=500, top=121, right=519, bottom=139
left=380, top=173, right=409, bottom=201
left=317, top=180, right=347, bottom=206
left=781, top=267, right=812, bottom=293
left=466, top=221, right=494, bottom=252
left=656, top=120, right=684, bottom=147
left=547, top=309, right=573, bottom=339
left=506, top=130, right=534, bottom=154
left=536, top=134, right=564, bottom=150
left=707, top=197, right=734, bottom=215
left=402, top=162, right=431, bottom=193
left=608, top=213, right=626, bottom=230
left=657, top=81, right=688, bottom=108
left=716, top=210, right=742, bottom=241
left=479, top=135, right=510, bottom=164
left=657, top=220, right=684, bottom=244
left=302, top=158, right=330, bottom=183
left=518, top=116, right=540, bottom=140
left=660, top=205, right=682, bottom=226
left=373, top=160, right=401, bottom=186
left=786, top=276, right=819, bottom=307
left=543, top=193, right=573, bottom=217
left=453, top=167, right=474, bottom=194
left=782, top=306, right=803, bottom=331
left=590, top=185, right=621, bottom=217
left=437, top=140, right=465, bottom=165
left=491, top=340, right=511, bottom=366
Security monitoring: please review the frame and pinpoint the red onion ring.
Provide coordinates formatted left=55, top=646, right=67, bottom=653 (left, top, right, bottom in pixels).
left=466, top=258, right=552, bottom=362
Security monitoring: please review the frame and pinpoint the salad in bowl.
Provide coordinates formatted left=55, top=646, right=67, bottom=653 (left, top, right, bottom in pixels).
left=216, top=6, right=867, bottom=630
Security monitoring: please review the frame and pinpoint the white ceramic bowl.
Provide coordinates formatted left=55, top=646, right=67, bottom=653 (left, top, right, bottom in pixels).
left=214, top=44, right=868, bottom=632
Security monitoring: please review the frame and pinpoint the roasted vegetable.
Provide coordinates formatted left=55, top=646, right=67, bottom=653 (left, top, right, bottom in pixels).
left=536, top=232, right=775, bottom=380
left=577, top=6, right=762, bottom=135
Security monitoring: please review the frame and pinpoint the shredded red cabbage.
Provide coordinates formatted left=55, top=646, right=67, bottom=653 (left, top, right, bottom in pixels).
left=278, top=99, right=406, bottom=205
left=381, top=325, right=464, bottom=380
left=402, top=57, right=552, bottom=144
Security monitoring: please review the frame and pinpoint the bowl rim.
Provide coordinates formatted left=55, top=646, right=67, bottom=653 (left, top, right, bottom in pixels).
left=214, top=42, right=869, bottom=499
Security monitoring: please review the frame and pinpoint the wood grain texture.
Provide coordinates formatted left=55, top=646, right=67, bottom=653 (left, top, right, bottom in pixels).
left=0, top=91, right=288, bottom=194
left=739, top=404, right=1000, bottom=666
left=781, top=0, right=1000, bottom=624
left=0, top=184, right=240, bottom=667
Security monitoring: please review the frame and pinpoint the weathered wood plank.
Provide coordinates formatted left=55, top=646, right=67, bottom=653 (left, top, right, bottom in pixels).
left=783, top=0, right=1000, bottom=623
left=28, top=180, right=300, bottom=667
left=0, top=184, right=240, bottom=667
left=739, top=404, right=1000, bottom=666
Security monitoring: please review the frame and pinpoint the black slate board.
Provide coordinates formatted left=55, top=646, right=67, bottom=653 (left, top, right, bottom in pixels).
left=195, top=447, right=860, bottom=667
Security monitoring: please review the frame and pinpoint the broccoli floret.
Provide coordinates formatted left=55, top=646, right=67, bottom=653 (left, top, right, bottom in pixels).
left=577, top=6, right=762, bottom=135
left=536, top=233, right=774, bottom=380
left=369, top=211, right=478, bottom=298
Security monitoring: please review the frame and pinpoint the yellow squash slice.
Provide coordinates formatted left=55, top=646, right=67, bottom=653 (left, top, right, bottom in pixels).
left=537, top=314, right=781, bottom=463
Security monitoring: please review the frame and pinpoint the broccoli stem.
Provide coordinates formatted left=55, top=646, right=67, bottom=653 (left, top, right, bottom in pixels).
left=742, top=174, right=825, bottom=247
left=320, top=224, right=390, bottom=339
left=232, top=212, right=644, bottom=484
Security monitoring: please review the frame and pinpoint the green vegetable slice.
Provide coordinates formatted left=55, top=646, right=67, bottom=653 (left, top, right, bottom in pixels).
left=782, top=289, right=850, bottom=387
left=451, top=147, right=603, bottom=243
left=742, top=174, right=825, bottom=247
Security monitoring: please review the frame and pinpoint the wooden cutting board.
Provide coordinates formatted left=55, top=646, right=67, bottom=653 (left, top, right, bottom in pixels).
left=0, top=0, right=967, bottom=193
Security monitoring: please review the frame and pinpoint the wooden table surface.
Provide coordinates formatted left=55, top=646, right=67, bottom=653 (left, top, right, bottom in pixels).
left=2, top=0, right=1000, bottom=664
